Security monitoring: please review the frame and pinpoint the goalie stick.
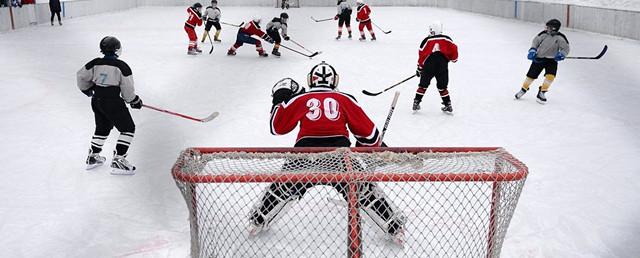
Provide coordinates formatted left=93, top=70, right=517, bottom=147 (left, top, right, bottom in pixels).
left=362, top=74, right=416, bottom=96
left=566, top=45, right=608, bottom=59
left=372, top=21, right=392, bottom=34
left=143, top=104, right=219, bottom=123
left=310, top=16, right=333, bottom=22
left=380, top=91, right=400, bottom=141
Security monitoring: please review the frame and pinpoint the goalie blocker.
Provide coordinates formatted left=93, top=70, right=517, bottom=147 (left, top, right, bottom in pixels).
left=250, top=63, right=405, bottom=242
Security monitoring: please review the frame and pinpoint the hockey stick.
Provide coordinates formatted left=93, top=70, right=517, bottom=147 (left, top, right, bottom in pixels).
left=566, top=45, right=608, bottom=59
left=372, top=21, right=392, bottom=34
left=279, top=44, right=321, bottom=58
left=362, top=75, right=416, bottom=96
left=143, top=104, right=219, bottom=123
left=221, top=21, right=244, bottom=28
left=310, top=16, right=333, bottom=22
left=380, top=91, right=400, bottom=141
left=206, top=31, right=214, bottom=54
left=288, top=38, right=318, bottom=55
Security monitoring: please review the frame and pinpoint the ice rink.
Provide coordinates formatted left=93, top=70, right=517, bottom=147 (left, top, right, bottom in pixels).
left=1, top=5, right=639, bottom=257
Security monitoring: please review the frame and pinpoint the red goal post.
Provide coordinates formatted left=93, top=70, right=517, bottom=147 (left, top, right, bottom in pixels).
left=172, top=147, right=528, bottom=258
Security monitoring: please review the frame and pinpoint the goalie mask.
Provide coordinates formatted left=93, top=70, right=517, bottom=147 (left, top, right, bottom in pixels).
left=307, top=61, right=339, bottom=89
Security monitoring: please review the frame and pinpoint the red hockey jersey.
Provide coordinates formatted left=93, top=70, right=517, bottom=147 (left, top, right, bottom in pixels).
left=356, top=4, right=371, bottom=22
left=417, top=35, right=459, bottom=67
left=240, top=21, right=267, bottom=38
left=270, top=88, right=381, bottom=146
left=185, top=7, right=202, bottom=28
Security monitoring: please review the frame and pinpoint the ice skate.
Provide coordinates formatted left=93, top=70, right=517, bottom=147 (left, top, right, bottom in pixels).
left=371, top=36, right=377, bottom=41
left=515, top=88, right=527, bottom=99
left=335, top=35, right=341, bottom=40
left=386, top=215, right=407, bottom=247
left=441, top=102, right=453, bottom=114
left=359, top=36, right=366, bottom=41
left=258, top=51, right=268, bottom=57
left=188, top=48, right=198, bottom=55
left=195, top=47, right=203, bottom=54
left=85, top=150, right=106, bottom=170
left=110, top=152, right=136, bottom=175
left=214, top=38, right=221, bottom=43
left=58, top=21, right=62, bottom=26
left=272, top=49, right=281, bottom=57
left=227, top=49, right=236, bottom=56
left=412, top=100, right=421, bottom=113
left=536, top=89, right=547, bottom=104
left=348, top=33, right=352, bottom=39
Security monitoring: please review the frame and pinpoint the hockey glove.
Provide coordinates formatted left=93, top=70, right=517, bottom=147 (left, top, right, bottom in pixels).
left=527, top=48, right=537, bottom=60
left=284, top=35, right=290, bottom=41
left=81, top=86, right=94, bottom=97
left=129, top=95, right=143, bottom=109
left=356, top=18, right=360, bottom=22
left=272, top=88, right=294, bottom=106
left=554, top=52, right=566, bottom=61
left=415, top=66, right=422, bottom=77
left=334, top=15, right=339, bottom=20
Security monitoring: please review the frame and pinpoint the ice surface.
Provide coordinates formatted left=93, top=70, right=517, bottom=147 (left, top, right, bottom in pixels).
left=0, top=6, right=639, bottom=257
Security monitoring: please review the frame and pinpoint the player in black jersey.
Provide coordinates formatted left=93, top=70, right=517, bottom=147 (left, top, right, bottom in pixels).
left=76, top=36, right=142, bottom=175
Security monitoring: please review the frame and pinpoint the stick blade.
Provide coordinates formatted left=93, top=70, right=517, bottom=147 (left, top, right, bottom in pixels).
left=384, top=30, right=392, bottom=34
left=200, top=111, right=220, bottom=122
left=308, top=52, right=321, bottom=58
left=595, top=45, right=608, bottom=59
left=362, top=90, right=382, bottom=96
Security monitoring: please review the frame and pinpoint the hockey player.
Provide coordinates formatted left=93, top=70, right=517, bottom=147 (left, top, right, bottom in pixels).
left=184, top=2, right=203, bottom=55
left=355, top=0, right=375, bottom=41
left=227, top=17, right=274, bottom=57
left=413, top=21, right=458, bottom=114
left=201, top=0, right=222, bottom=43
left=515, top=19, right=570, bottom=104
left=334, top=0, right=353, bottom=40
left=281, top=0, right=290, bottom=9
left=77, top=36, right=142, bottom=175
left=249, top=62, right=406, bottom=244
left=266, top=12, right=290, bottom=57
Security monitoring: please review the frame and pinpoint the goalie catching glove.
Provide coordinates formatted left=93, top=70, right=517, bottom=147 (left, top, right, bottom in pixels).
left=271, top=78, right=305, bottom=106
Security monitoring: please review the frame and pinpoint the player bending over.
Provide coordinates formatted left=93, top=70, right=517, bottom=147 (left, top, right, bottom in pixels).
left=248, top=62, right=406, bottom=244
left=515, top=19, right=570, bottom=104
left=77, top=36, right=142, bottom=175
left=201, top=0, right=222, bottom=43
left=355, top=0, right=375, bottom=41
left=266, top=12, right=290, bottom=57
left=227, top=17, right=274, bottom=57
left=413, top=21, right=458, bottom=114
left=334, top=0, right=353, bottom=40
left=184, top=2, right=203, bottom=55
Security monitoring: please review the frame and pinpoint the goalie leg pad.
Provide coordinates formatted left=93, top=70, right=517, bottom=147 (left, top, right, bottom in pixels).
left=357, top=183, right=406, bottom=235
left=250, top=182, right=309, bottom=229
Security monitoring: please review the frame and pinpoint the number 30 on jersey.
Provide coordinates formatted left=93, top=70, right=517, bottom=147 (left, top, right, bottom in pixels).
left=306, top=98, right=340, bottom=121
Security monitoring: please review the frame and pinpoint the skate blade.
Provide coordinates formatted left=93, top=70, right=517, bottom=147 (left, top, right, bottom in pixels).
left=248, top=224, right=265, bottom=237
left=536, top=99, right=547, bottom=105
left=85, top=162, right=104, bottom=170
left=388, top=230, right=406, bottom=248
left=110, top=167, right=136, bottom=175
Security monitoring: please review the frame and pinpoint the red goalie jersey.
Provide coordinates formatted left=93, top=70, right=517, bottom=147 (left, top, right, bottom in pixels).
left=270, top=88, right=381, bottom=147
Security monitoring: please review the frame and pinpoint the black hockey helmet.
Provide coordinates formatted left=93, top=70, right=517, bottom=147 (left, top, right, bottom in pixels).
left=192, top=2, right=203, bottom=9
left=307, top=61, right=339, bottom=89
left=280, top=12, right=289, bottom=20
left=546, top=19, right=561, bottom=32
left=99, top=36, right=121, bottom=56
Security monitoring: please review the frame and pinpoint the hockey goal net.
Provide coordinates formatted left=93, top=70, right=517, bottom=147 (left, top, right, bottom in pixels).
left=276, top=0, right=300, bottom=8
left=172, top=147, right=528, bottom=258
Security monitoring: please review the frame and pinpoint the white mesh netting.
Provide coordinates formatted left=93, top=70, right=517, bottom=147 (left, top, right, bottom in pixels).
left=172, top=147, right=528, bottom=258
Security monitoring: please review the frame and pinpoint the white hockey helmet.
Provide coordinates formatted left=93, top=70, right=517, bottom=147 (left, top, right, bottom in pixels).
left=429, top=21, right=443, bottom=35
left=307, top=61, right=339, bottom=89
left=356, top=0, right=364, bottom=4
left=252, top=16, right=262, bottom=24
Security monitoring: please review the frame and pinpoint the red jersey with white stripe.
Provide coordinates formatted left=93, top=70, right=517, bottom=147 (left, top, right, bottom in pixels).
left=417, top=34, right=458, bottom=67
left=356, top=4, right=371, bottom=22
left=270, top=88, right=381, bottom=146
left=185, top=7, right=202, bottom=28
left=240, top=21, right=267, bottom=38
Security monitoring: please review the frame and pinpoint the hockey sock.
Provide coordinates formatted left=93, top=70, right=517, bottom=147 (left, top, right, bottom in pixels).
left=188, top=41, right=196, bottom=50
left=414, top=87, right=427, bottom=102
left=522, top=77, right=535, bottom=91
left=115, top=132, right=134, bottom=156
left=201, top=31, right=208, bottom=42
left=540, top=74, right=555, bottom=92
left=439, top=89, right=451, bottom=104
left=214, top=30, right=221, bottom=40
left=338, top=28, right=342, bottom=35
left=90, top=134, right=108, bottom=153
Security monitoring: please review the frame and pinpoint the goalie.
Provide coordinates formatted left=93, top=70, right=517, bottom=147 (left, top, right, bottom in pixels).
left=249, top=62, right=406, bottom=244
